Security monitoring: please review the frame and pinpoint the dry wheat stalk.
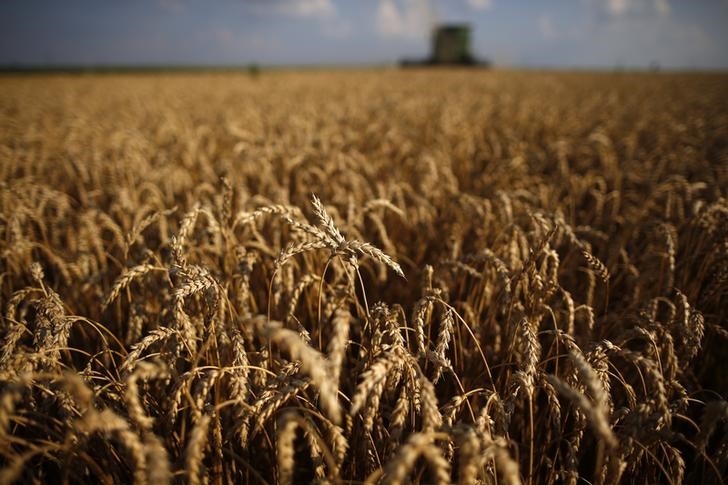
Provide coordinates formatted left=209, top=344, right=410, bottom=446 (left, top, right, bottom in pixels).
left=346, top=240, right=405, bottom=278
left=327, top=308, right=350, bottom=387
left=125, top=361, right=168, bottom=431
left=232, top=204, right=297, bottom=229
left=581, top=250, right=609, bottom=283
left=228, top=328, right=250, bottom=404
left=120, top=327, right=177, bottom=373
left=432, top=308, right=454, bottom=383
left=276, top=413, right=299, bottom=485
left=312, top=193, right=346, bottom=247
left=546, top=373, right=617, bottom=449
left=256, top=318, right=341, bottom=423
left=144, top=432, right=172, bottom=485
left=79, top=409, right=148, bottom=485
left=243, top=378, right=308, bottom=443
left=350, top=352, right=400, bottom=417
left=388, top=387, right=411, bottom=441
left=418, top=371, right=443, bottom=432
left=103, top=263, right=159, bottom=309
left=380, top=432, right=451, bottom=485
left=186, top=413, right=211, bottom=485
left=455, top=426, right=481, bottom=485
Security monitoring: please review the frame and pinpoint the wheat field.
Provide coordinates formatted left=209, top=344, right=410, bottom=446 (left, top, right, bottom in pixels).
left=0, top=69, right=727, bottom=484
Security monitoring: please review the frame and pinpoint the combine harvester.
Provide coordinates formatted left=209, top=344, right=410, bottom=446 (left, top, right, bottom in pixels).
left=401, top=24, right=490, bottom=67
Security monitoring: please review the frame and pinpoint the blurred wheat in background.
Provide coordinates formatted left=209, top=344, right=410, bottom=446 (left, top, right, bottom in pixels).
left=0, top=70, right=727, bottom=484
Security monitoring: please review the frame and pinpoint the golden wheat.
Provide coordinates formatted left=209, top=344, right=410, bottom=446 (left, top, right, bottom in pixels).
left=0, top=69, right=726, bottom=484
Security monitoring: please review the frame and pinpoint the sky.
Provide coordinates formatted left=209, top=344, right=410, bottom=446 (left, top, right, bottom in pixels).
left=0, top=0, right=727, bottom=69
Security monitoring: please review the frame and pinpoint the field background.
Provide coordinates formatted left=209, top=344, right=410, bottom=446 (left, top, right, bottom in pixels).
left=1, top=70, right=727, bottom=484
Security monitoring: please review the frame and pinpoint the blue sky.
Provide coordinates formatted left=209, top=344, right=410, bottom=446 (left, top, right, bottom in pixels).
left=1, top=0, right=727, bottom=69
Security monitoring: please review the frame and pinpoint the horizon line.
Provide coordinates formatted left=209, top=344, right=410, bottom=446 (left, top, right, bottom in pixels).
left=1, top=62, right=726, bottom=74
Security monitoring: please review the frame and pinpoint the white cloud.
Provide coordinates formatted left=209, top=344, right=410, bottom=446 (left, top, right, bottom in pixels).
left=654, top=0, right=671, bottom=16
left=538, top=14, right=556, bottom=39
left=258, top=0, right=352, bottom=38
left=376, top=0, right=432, bottom=39
left=274, top=0, right=336, bottom=18
left=467, top=0, right=493, bottom=10
left=607, top=0, right=629, bottom=16
left=603, top=0, right=670, bottom=17
left=377, top=0, right=401, bottom=36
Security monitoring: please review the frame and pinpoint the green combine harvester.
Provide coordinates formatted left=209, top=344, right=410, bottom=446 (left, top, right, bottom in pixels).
left=401, top=24, right=489, bottom=67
